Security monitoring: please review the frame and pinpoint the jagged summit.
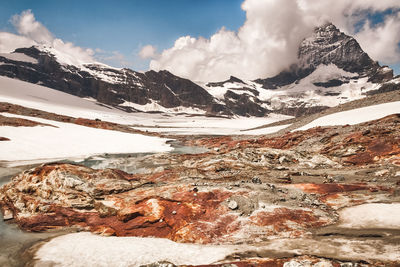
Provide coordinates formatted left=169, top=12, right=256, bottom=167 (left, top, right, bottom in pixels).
left=298, top=22, right=379, bottom=75
left=256, top=22, right=393, bottom=89
left=206, top=76, right=247, bottom=88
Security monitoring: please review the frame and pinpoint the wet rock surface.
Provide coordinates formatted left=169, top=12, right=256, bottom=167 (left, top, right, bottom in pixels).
left=1, top=114, right=400, bottom=266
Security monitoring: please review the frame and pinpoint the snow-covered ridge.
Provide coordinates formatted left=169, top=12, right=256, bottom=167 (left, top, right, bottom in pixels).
left=0, top=52, right=38, bottom=64
left=120, top=100, right=207, bottom=114
left=202, top=64, right=385, bottom=116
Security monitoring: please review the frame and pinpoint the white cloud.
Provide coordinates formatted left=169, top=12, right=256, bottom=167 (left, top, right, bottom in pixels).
left=354, top=14, right=400, bottom=64
left=10, top=10, right=53, bottom=44
left=150, top=0, right=400, bottom=82
left=298, top=1, right=400, bottom=66
left=95, top=50, right=131, bottom=67
left=0, top=10, right=95, bottom=66
left=0, top=32, right=36, bottom=53
left=139, top=45, right=157, bottom=59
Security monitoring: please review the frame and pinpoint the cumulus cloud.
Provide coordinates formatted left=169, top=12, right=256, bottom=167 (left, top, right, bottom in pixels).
left=150, top=0, right=400, bottom=82
left=0, top=9, right=95, bottom=65
left=10, top=10, right=53, bottom=44
left=0, top=32, right=36, bottom=53
left=139, top=45, right=157, bottom=59
left=354, top=14, right=400, bottom=64
left=298, top=0, right=400, bottom=65
left=95, top=50, right=132, bottom=67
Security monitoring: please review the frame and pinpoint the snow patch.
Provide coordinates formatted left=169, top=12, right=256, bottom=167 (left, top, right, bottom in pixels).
left=297, top=101, right=400, bottom=130
left=0, top=52, right=38, bottom=64
left=35, top=232, right=237, bottom=267
left=0, top=113, right=172, bottom=162
left=338, top=203, right=400, bottom=229
left=120, top=100, right=206, bottom=114
left=132, top=114, right=292, bottom=135
left=205, top=82, right=256, bottom=100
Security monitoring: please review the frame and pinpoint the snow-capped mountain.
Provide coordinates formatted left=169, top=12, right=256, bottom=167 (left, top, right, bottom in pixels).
left=0, top=46, right=227, bottom=115
left=203, top=23, right=397, bottom=117
left=0, top=23, right=398, bottom=117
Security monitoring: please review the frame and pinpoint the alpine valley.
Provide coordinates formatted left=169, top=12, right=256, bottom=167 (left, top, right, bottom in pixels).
left=0, top=22, right=400, bottom=267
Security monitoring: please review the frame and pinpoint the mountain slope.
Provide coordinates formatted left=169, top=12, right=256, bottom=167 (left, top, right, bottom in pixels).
left=0, top=47, right=228, bottom=116
left=0, top=23, right=398, bottom=118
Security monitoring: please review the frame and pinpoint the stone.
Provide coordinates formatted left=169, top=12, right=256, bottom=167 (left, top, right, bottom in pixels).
left=251, top=177, right=262, bottom=184
left=374, top=169, right=389, bottom=177
left=2, top=209, right=13, bottom=221
left=228, top=200, right=238, bottom=210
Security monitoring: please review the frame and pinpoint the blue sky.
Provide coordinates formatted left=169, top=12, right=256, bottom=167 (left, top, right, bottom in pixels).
left=0, top=0, right=245, bottom=70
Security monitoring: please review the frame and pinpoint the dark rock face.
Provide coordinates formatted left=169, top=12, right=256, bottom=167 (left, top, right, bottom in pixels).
left=224, top=90, right=268, bottom=117
left=206, top=76, right=247, bottom=87
left=297, top=23, right=380, bottom=75
left=255, top=67, right=308, bottom=89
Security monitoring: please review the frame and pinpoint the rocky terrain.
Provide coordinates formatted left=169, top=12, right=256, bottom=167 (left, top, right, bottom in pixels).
left=1, top=112, right=399, bottom=266
left=1, top=23, right=399, bottom=118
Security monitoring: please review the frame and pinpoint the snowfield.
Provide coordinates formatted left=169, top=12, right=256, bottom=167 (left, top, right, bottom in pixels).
left=132, top=114, right=291, bottom=135
left=297, top=101, right=400, bottom=131
left=0, top=113, right=172, bottom=162
left=35, top=232, right=400, bottom=266
left=35, top=232, right=237, bottom=267
left=0, top=76, right=131, bottom=122
left=338, top=203, right=400, bottom=229
left=0, top=76, right=291, bottom=135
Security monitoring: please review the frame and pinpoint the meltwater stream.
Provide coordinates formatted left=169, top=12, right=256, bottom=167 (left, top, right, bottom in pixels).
left=0, top=143, right=208, bottom=267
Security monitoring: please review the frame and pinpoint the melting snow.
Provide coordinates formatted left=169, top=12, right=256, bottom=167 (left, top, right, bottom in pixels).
left=0, top=113, right=172, bottom=162
left=338, top=203, right=400, bottom=229
left=34, top=232, right=400, bottom=266
left=35, top=232, right=237, bottom=267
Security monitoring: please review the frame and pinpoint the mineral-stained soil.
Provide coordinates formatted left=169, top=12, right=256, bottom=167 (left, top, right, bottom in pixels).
left=1, top=114, right=400, bottom=266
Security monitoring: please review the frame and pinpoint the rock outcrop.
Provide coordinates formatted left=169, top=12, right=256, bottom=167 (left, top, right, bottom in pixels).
left=1, top=114, right=399, bottom=265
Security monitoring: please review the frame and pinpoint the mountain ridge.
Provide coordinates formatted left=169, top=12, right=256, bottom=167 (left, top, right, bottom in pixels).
left=0, top=22, right=398, bottom=117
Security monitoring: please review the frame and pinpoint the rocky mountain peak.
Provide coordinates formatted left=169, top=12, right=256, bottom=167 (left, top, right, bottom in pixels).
left=298, top=22, right=379, bottom=75
left=206, top=76, right=247, bottom=88
left=256, top=22, right=392, bottom=90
